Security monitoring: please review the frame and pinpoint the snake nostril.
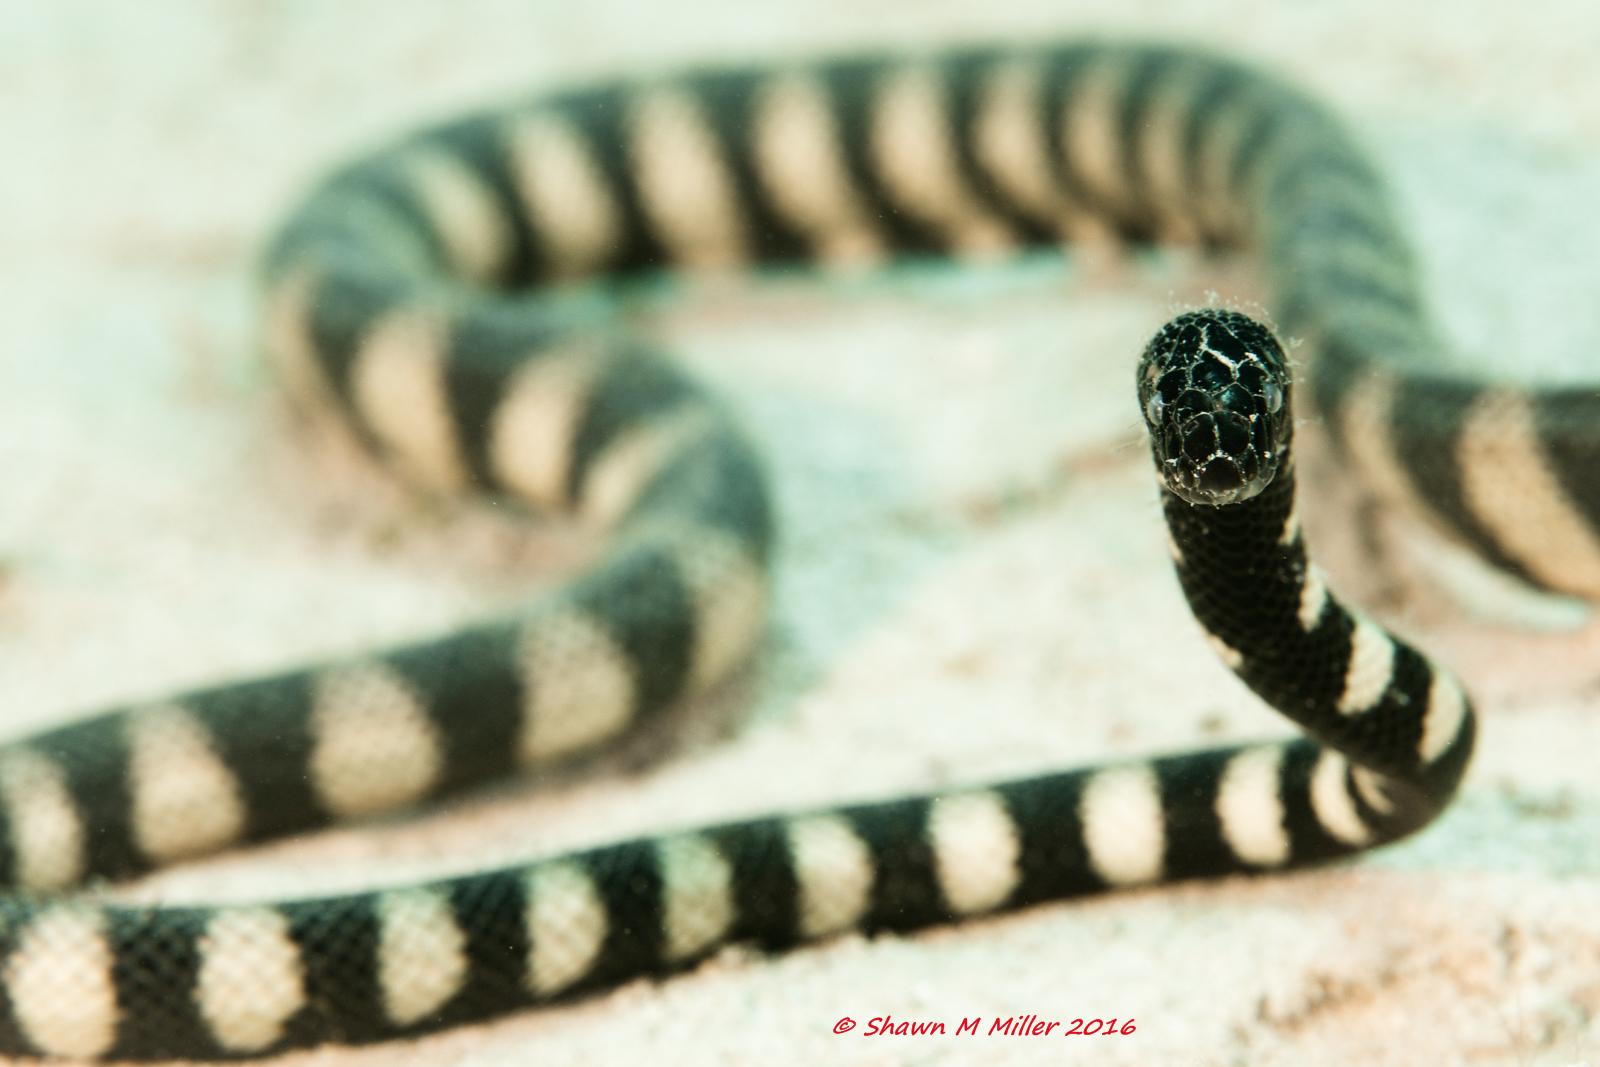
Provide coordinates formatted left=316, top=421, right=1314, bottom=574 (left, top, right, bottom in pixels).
left=1182, top=420, right=1216, bottom=462
left=1215, top=414, right=1250, bottom=456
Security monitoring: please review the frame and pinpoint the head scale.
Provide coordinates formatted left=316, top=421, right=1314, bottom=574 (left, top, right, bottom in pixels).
left=1137, top=310, right=1292, bottom=507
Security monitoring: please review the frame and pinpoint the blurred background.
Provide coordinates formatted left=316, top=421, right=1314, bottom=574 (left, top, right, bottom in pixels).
left=3, top=3, right=1599, bottom=1065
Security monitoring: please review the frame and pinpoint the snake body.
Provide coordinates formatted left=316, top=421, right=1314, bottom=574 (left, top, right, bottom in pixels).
left=7, top=39, right=1573, bottom=1060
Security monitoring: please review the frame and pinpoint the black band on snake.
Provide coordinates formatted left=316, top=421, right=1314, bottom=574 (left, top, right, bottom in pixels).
left=7, top=40, right=1544, bottom=1060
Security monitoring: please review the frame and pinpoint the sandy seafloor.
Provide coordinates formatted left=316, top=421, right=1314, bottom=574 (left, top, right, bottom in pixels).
left=4, top=2, right=1600, bottom=1065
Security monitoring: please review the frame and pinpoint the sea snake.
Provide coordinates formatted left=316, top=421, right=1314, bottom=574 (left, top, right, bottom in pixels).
left=13, top=37, right=1584, bottom=1060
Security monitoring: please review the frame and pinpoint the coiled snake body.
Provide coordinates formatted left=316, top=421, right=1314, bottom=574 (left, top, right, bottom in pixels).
left=17, top=38, right=1592, bottom=1060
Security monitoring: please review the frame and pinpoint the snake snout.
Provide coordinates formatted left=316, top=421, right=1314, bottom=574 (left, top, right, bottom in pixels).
left=1161, top=409, right=1272, bottom=506
left=1138, top=309, right=1293, bottom=508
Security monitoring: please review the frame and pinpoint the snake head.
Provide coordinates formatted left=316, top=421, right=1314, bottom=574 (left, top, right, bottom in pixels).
left=1137, top=309, right=1292, bottom=507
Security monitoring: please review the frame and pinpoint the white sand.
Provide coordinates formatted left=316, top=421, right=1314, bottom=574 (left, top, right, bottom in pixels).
left=2, top=2, right=1597, bottom=1064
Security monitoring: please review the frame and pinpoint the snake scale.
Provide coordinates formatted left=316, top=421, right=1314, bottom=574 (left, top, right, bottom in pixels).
left=14, top=37, right=1593, bottom=1060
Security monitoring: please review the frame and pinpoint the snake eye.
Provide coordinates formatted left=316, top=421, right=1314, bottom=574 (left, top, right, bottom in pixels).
left=1145, top=392, right=1165, bottom=425
left=1263, top=379, right=1283, bottom=414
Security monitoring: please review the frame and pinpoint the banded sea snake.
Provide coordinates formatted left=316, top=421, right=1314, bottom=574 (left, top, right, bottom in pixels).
left=19, top=38, right=1593, bottom=1060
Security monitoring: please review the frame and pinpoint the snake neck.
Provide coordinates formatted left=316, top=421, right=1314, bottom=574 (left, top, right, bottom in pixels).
left=1159, top=462, right=1472, bottom=826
